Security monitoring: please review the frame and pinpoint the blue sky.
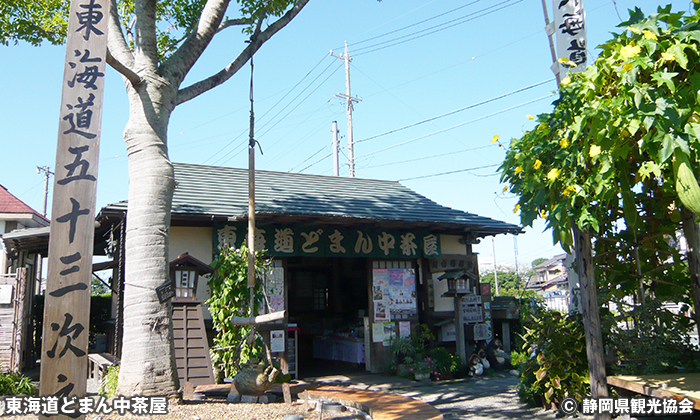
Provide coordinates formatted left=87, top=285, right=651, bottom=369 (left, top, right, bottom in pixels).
left=1, top=0, right=693, bottom=271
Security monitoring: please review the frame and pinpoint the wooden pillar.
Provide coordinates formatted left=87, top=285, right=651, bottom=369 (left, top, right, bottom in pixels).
left=572, top=223, right=610, bottom=420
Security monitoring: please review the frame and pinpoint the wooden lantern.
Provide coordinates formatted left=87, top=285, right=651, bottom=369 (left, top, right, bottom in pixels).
left=438, top=269, right=477, bottom=297
left=169, top=253, right=215, bottom=301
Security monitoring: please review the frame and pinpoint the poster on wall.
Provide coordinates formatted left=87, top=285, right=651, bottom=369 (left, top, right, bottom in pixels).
left=373, top=267, right=417, bottom=320
left=399, top=321, right=411, bottom=339
left=383, top=322, right=395, bottom=347
left=372, top=322, right=385, bottom=343
left=270, top=330, right=285, bottom=353
left=265, top=264, right=285, bottom=313
left=374, top=300, right=389, bottom=321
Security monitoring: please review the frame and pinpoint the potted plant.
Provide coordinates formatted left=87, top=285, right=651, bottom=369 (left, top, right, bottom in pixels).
left=410, top=357, right=436, bottom=382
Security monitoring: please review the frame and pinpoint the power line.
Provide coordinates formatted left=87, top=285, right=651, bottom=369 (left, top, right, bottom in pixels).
left=345, top=1, right=480, bottom=49
left=296, top=93, right=555, bottom=174
left=201, top=55, right=334, bottom=165
left=356, top=79, right=553, bottom=145
left=355, top=93, right=556, bottom=161
left=354, top=0, right=524, bottom=56
left=398, top=164, right=500, bottom=182
left=207, top=61, right=343, bottom=166
left=364, top=144, right=494, bottom=169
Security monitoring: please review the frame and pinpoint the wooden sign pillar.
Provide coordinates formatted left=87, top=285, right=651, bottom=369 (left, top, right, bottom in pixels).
left=39, top=0, right=109, bottom=418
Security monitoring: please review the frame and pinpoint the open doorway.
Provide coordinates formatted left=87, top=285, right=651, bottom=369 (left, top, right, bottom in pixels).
left=287, top=257, right=368, bottom=378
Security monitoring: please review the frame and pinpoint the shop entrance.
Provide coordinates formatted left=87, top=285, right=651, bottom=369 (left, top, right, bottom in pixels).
left=287, top=257, right=368, bottom=377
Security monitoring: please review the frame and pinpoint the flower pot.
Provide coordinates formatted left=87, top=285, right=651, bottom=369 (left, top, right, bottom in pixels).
left=414, top=372, right=430, bottom=382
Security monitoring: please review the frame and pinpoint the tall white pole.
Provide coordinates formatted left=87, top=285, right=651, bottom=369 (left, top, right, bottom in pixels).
left=331, top=41, right=361, bottom=178
left=343, top=41, right=355, bottom=177
left=332, top=121, right=339, bottom=176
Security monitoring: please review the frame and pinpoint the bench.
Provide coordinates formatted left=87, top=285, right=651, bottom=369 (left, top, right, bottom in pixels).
left=87, top=353, right=118, bottom=385
left=302, top=385, right=443, bottom=420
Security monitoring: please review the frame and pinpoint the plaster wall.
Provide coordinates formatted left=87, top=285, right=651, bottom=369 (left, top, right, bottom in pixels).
left=432, top=234, right=470, bottom=312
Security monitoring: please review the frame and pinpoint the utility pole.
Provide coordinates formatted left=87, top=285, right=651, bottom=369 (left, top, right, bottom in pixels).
left=332, top=121, right=340, bottom=176
left=331, top=41, right=361, bottom=177
left=36, top=166, right=53, bottom=217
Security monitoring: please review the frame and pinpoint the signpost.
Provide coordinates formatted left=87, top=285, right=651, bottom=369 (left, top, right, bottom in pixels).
left=39, top=0, right=109, bottom=418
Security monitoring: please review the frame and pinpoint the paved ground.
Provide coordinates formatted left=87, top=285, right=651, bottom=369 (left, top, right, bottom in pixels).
left=308, top=372, right=595, bottom=420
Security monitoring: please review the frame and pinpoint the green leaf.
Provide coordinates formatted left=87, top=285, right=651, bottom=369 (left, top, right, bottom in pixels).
left=628, top=118, right=641, bottom=136
left=667, top=43, right=689, bottom=69
left=660, top=134, right=675, bottom=163
left=638, top=161, right=662, bottom=180
left=651, top=71, right=678, bottom=92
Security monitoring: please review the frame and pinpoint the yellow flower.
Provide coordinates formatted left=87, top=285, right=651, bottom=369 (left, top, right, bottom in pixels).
left=540, top=209, right=548, bottom=218
left=560, top=137, right=570, bottom=148
left=513, top=204, right=520, bottom=214
left=589, top=144, right=602, bottom=158
left=534, top=159, right=542, bottom=170
left=661, top=52, right=676, bottom=62
left=622, top=63, right=634, bottom=71
left=643, top=30, right=658, bottom=41
left=502, top=186, right=509, bottom=193
left=514, top=165, right=523, bottom=175
left=627, top=26, right=641, bottom=34
left=620, top=45, right=641, bottom=60
left=547, top=168, right=560, bottom=181
left=491, top=135, right=500, bottom=143
left=561, top=76, right=571, bottom=86
left=563, top=185, right=577, bottom=196
left=527, top=114, right=535, bottom=120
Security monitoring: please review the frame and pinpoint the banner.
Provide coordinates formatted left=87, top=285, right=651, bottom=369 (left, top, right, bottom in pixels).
left=214, top=223, right=442, bottom=259
left=553, top=0, right=587, bottom=78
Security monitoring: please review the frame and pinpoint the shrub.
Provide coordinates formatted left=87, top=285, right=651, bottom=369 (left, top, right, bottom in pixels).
left=99, top=364, right=119, bottom=398
left=207, top=244, right=271, bottom=379
left=514, top=307, right=589, bottom=407
left=607, top=298, right=700, bottom=375
left=0, top=372, right=37, bottom=396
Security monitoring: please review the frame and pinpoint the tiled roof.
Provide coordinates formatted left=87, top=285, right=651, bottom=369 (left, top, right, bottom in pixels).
left=101, top=163, right=522, bottom=237
left=0, top=185, right=48, bottom=223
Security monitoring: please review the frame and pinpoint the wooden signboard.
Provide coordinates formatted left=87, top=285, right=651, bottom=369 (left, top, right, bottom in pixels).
left=39, top=0, right=109, bottom=418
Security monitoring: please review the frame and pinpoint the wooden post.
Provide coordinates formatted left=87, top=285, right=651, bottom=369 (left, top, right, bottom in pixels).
left=455, top=295, right=466, bottom=363
left=681, top=207, right=700, bottom=339
left=39, top=1, right=109, bottom=418
left=572, top=223, right=610, bottom=420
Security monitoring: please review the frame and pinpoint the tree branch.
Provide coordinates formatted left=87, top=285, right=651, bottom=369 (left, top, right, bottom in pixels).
left=106, top=0, right=137, bottom=82
left=175, top=0, right=309, bottom=106
left=217, top=18, right=253, bottom=33
left=106, top=49, right=141, bottom=86
left=161, top=0, right=230, bottom=88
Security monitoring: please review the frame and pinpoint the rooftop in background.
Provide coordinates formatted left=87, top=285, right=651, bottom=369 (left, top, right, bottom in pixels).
left=99, top=162, right=522, bottom=238
left=0, top=184, right=49, bottom=228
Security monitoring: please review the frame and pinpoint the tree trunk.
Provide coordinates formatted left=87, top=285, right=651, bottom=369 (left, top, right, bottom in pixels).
left=116, top=74, right=180, bottom=398
left=681, top=207, right=700, bottom=338
left=571, top=223, right=610, bottom=420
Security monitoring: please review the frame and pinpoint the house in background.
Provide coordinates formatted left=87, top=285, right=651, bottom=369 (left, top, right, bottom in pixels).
left=0, top=185, right=49, bottom=275
left=0, top=185, right=49, bottom=372
left=526, top=253, right=570, bottom=311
